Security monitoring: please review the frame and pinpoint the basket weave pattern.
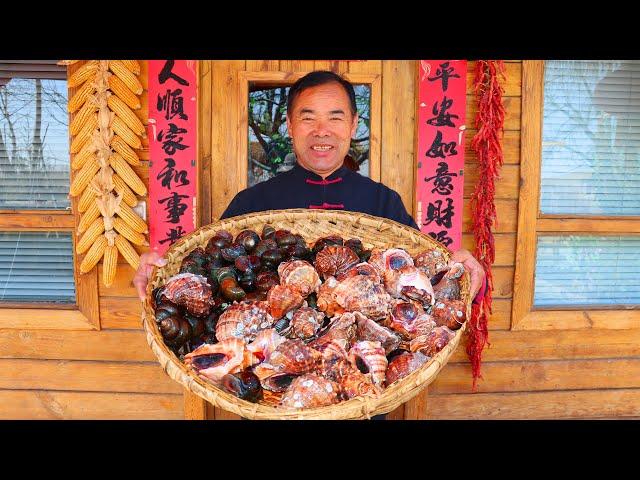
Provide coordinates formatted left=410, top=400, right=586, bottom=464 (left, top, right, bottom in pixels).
left=143, top=209, right=470, bottom=420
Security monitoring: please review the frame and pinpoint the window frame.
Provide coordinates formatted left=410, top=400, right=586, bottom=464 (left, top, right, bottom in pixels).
left=512, top=60, right=640, bottom=331
left=0, top=63, right=99, bottom=330
left=237, top=71, right=382, bottom=190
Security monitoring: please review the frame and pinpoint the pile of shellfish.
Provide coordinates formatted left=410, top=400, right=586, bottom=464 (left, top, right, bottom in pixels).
left=151, top=225, right=467, bottom=410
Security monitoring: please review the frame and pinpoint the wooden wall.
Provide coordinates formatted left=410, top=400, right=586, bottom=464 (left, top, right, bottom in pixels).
left=2, top=60, right=638, bottom=419
left=0, top=61, right=184, bottom=419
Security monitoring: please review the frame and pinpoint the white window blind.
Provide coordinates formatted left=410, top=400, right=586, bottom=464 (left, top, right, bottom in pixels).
left=541, top=60, right=640, bottom=216
left=0, top=231, right=76, bottom=303
left=534, top=235, right=640, bottom=307
left=0, top=71, right=70, bottom=210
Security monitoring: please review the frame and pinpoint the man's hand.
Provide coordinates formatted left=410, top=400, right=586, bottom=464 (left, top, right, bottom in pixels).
left=133, top=250, right=168, bottom=301
left=450, top=248, right=485, bottom=300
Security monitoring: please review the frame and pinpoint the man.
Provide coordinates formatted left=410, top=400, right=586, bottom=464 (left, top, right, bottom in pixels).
left=134, top=71, right=486, bottom=301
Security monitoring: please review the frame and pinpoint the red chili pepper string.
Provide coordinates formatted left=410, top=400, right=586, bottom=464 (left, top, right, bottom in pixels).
left=468, top=60, right=505, bottom=391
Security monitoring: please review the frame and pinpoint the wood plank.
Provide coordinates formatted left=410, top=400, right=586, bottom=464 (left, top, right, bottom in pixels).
left=463, top=163, right=520, bottom=200
left=381, top=60, right=416, bottom=216
left=0, top=359, right=182, bottom=394
left=314, top=61, right=333, bottom=71
left=449, top=328, right=640, bottom=362
left=516, top=310, right=640, bottom=331
left=462, top=199, right=518, bottom=233
left=466, top=95, right=520, bottom=131
left=536, top=218, right=640, bottom=233
left=0, top=329, right=158, bottom=361
left=461, top=233, right=516, bottom=267
left=488, top=266, right=513, bottom=298
left=100, top=296, right=142, bottom=329
left=183, top=389, right=207, bottom=419
left=246, top=60, right=279, bottom=71
left=348, top=60, right=382, bottom=75
left=98, top=264, right=137, bottom=297
left=211, top=61, right=246, bottom=220
left=0, top=309, right=96, bottom=330
left=386, top=405, right=405, bottom=420
left=431, top=358, right=640, bottom=395
left=279, top=60, right=315, bottom=72
left=0, top=213, right=74, bottom=229
left=403, top=389, right=429, bottom=419
left=465, top=129, right=520, bottom=164
left=427, top=389, right=640, bottom=419
left=511, top=61, right=543, bottom=330
left=0, top=390, right=182, bottom=419
left=199, top=61, right=213, bottom=226
left=466, top=61, right=521, bottom=97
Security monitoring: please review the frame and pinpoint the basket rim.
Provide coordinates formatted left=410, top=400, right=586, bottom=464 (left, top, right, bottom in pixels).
left=143, top=208, right=470, bottom=420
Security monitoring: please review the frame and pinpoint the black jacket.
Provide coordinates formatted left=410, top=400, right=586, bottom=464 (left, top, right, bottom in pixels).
left=220, top=162, right=419, bottom=230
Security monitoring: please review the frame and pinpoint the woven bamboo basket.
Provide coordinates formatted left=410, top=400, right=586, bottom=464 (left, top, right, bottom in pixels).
left=142, top=209, right=471, bottom=420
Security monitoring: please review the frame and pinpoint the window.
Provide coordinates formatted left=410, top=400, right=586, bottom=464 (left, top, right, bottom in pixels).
left=512, top=61, right=640, bottom=331
left=0, top=61, right=99, bottom=329
left=247, top=84, right=372, bottom=187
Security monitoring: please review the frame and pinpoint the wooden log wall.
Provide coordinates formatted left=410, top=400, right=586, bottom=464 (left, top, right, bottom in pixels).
left=2, top=60, right=638, bottom=419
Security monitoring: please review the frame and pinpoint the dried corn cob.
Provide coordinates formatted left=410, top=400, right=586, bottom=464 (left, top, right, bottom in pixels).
left=109, top=153, right=146, bottom=195
left=110, top=135, right=140, bottom=166
left=76, top=217, right=106, bottom=254
left=70, top=113, right=98, bottom=154
left=113, top=217, right=147, bottom=246
left=117, top=201, right=147, bottom=233
left=111, top=115, right=142, bottom=149
left=69, top=158, right=100, bottom=196
left=68, top=79, right=96, bottom=113
left=115, top=235, right=140, bottom=270
left=78, top=185, right=97, bottom=212
left=70, top=97, right=97, bottom=136
left=67, top=61, right=98, bottom=88
left=80, top=235, right=107, bottom=273
left=109, top=60, right=143, bottom=95
left=107, top=94, right=145, bottom=136
left=58, top=60, right=80, bottom=66
left=108, top=74, right=141, bottom=110
left=78, top=201, right=101, bottom=233
left=72, top=147, right=97, bottom=171
left=102, top=245, right=119, bottom=288
left=112, top=174, right=138, bottom=207
left=121, top=60, right=141, bottom=75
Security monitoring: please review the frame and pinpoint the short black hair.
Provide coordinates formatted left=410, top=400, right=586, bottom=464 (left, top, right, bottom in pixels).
left=287, top=71, right=357, bottom=117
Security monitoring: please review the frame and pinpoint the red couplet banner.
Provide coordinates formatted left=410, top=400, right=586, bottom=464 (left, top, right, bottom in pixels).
left=415, top=60, right=467, bottom=252
left=148, top=60, right=198, bottom=255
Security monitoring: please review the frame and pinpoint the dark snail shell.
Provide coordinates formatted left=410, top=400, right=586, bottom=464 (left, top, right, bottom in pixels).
left=221, top=370, right=263, bottom=403
left=261, top=224, right=276, bottom=240
left=210, top=235, right=231, bottom=250
left=312, top=235, right=344, bottom=255
left=276, top=233, right=298, bottom=248
left=235, top=230, right=260, bottom=253
left=221, top=244, right=247, bottom=262
left=185, top=247, right=208, bottom=267
left=256, top=271, right=280, bottom=292
left=184, top=314, right=205, bottom=338
left=159, top=315, right=182, bottom=340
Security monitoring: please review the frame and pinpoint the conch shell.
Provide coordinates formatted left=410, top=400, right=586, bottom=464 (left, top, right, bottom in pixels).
left=387, top=300, right=436, bottom=340
left=287, top=307, right=325, bottom=340
left=355, top=312, right=401, bottom=355
left=278, top=260, right=322, bottom=298
left=215, top=301, right=274, bottom=343
left=348, top=340, right=388, bottom=386
left=184, top=338, right=259, bottom=383
left=314, top=245, right=359, bottom=280
left=385, top=351, right=429, bottom=386
left=384, top=265, right=435, bottom=306
left=409, top=326, right=455, bottom=357
left=162, top=273, right=212, bottom=316
left=280, top=374, right=341, bottom=409
left=333, top=275, right=390, bottom=320
left=266, top=284, right=304, bottom=320
left=431, top=299, right=466, bottom=330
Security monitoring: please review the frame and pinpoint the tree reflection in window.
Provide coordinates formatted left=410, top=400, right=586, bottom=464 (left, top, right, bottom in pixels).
left=248, top=84, right=370, bottom=187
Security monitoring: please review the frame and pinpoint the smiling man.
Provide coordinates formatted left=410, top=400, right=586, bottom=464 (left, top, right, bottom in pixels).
left=135, top=71, right=485, bottom=309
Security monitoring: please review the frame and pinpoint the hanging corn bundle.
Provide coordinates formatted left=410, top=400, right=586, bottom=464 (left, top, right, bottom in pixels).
left=67, top=59, right=148, bottom=288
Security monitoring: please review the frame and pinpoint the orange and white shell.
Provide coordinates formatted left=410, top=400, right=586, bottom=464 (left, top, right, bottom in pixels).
left=316, top=276, right=345, bottom=317
left=433, top=262, right=465, bottom=301
left=278, top=260, right=321, bottom=298
left=384, top=265, right=435, bottom=305
left=314, top=245, right=360, bottom=280
left=246, top=328, right=287, bottom=362
left=333, top=275, right=391, bottom=320
left=385, top=351, right=429, bottom=386
left=280, top=373, right=341, bottom=409
left=409, top=326, right=455, bottom=357
left=184, top=338, right=259, bottom=383
left=431, top=299, right=466, bottom=330
left=310, top=312, right=358, bottom=352
left=335, top=262, right=381, bottom=283
left=368, top=248, right=414, bottom=276
left=339, top=367, right=382, bottom=399
left=355, top=312, right=402, bottom=355
left=266, top=338, right=321, bottom=375
left=388, top=300, right=436, bottom=340
left=413, top=249, right=449, bottom=278
left=162, top=273, right=212, bottom=316
left=266, top=284, right=304, bottom=320
left=348, top=340, right=388, bottom=386
left=215, top=301, right=274, bottom=343
left=288, top=307, right=325, bottom=340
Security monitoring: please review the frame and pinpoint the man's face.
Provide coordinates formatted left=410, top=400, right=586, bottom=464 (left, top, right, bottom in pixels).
left=286, top=82, right=358, bottom=178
